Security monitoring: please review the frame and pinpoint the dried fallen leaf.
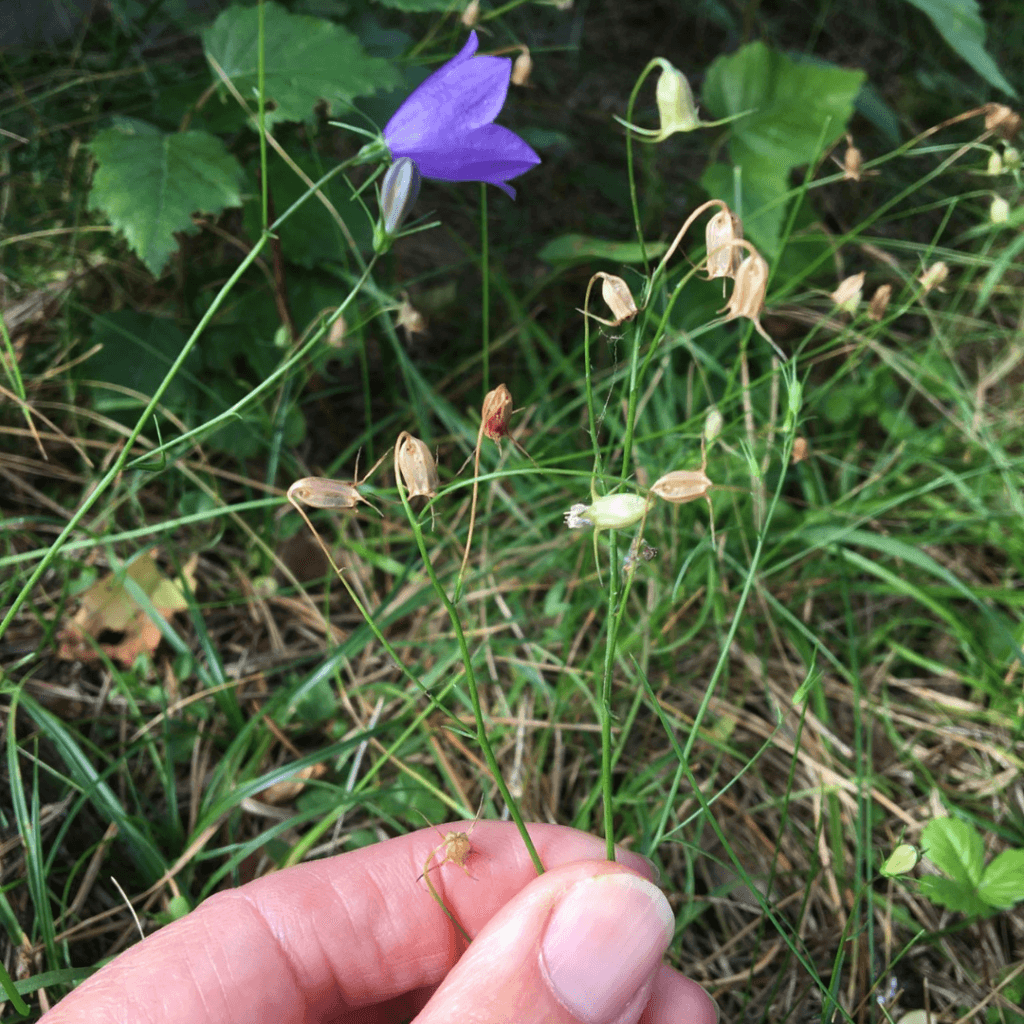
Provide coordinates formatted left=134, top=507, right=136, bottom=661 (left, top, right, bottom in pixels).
left=57, top=549, right=198, bottom=666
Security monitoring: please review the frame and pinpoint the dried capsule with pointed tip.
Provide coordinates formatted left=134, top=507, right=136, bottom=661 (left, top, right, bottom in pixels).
left=705, top=207, right=743, bottom=289
left=287, top=454, right=388, bottom=518
left=868, top=283, right=892, bottom=321
left=718, top=241, right=784, bottom=357
left=984, top=103, right=1021, bottom=140
left=511, top=45, right=532, bottom=87
left=395, top=431, right=439, bottom=500
left=650, top=440, right=716, bottom=542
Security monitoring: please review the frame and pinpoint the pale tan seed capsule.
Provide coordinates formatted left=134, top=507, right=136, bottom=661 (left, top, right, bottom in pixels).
left=599, top=272, right=638, bottom=325
left=831, top=271, right=864, bottom=315
left=705, top=208, right=743, bottom=286
left=650, top=468, right=712, bottom=505
left=511, top=46, right=532, bottom=87
left=984, top=103, right=1021, bottom=140
left=395, top=431, right=439, bottom=499
left=286, top=456, right=388, bottom=518
left=395, top=293, right=427, bottom=338
left=720, top=244, right=782, bottom=354
left=461, top=0, right=480, bottom=26
left=868, top=283, right=892, bottom=321
left=791, top=437, right=809, bottom=463
left=918, top=261, right=949, bottom=293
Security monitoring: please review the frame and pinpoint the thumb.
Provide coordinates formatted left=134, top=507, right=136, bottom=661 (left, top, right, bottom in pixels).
left=413, top=860, right=712, bottom=1024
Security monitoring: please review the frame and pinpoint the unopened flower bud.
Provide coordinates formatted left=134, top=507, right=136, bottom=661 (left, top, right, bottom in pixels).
left=598, top=272, right=638, bottom=325
left=395, top=431, right=439, bottom=499
left=511, top=46, right=532, bottom=87
left=375, top=158, right=421, bottom=253
left=461, top=0, right=480, bottom=26
left=868, top=283, right=892, bottom=321
left=987, top=151, right=1004, bottom=175
left=918, top=261, right=949, bottom=293
left=655, top=63, right=700, bottom=135
left=984, top=103, right=1021, bottom=140
left=705, top=207, right=743, bottom=284
left=991, top=195, right=1010, bottom=224
left=831, top=271, right=864, bottom=315
left=564, top=493, right=649, bottom=531
left=1003, top=146, right=1021, bottom=171
left=703, top=407, right=724, bottom=445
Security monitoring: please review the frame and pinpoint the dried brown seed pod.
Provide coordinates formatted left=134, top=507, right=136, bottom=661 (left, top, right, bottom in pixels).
left=716, top=240, right=784, bottom=357
left=395, top=431, right=439, bottom=500
left=918, top=261, right=949, bottom=294
left=705, top=207, right=743, bottom=287
left=791, top=436, right=809, bottom=463
left=984, top=103, right=1021, bottom=140
left=650, top=468, right=713, bottom=506
left=868, top=283, right=892, bottom=321
left=286, top=451, right=388, bottom=518
left=395, top=292, right=427, bottom=338
left=579, top=272, right=639, bottom=327
left=511, top=45, right=532, bottom=87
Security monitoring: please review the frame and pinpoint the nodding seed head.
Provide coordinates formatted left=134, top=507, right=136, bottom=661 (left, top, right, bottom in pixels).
left=868, top=283, right=892, bottom=322
left=984, top=103, right=1021, bottom=140
left=395, top=431, right=439, bottom=499
left=831, top=272, right=864, bottom=315
left=705, top=207, right=743, bottom=283
left=918, top=261, right=949, bottom=294
left=511, top=46, right=532, bottom=87
left=598, top=272, right=638, bottom=325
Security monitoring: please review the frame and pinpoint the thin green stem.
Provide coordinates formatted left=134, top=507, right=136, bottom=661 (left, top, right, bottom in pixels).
left=394, top=470, right=544, bottom=875
left=257, top=0, right=268, bottom=231
left=480, top=182, right=490, bottom=395
left=600, top=531, right=619, bottom=860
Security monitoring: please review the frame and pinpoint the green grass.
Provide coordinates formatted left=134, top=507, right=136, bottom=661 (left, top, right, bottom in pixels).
left=2, top=1, right=1024, bottom=1022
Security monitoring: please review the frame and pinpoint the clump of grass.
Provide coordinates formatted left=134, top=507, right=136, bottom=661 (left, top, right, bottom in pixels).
left=2, top=3, right=1023, bottom=1023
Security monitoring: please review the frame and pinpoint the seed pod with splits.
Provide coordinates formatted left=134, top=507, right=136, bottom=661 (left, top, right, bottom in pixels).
left=705, top=207, right=743, bottom=289
left=718, top=240, right=784, bottom=357
left=395, top=432, right=439, bottom=500
left=579, top=272, right=638, bottom=327
left=868, top=283, right=892, bottom=322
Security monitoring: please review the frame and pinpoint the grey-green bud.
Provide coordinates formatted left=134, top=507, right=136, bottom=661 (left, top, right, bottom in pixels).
left=375, top=158, right=421, bottom=252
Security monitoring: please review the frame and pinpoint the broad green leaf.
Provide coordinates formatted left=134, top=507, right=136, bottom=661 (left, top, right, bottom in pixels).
left=82, top=311, right=201, bottom=423
left=977, top=849, right=1024, bottom=908
left=539, top=234, right=667, bottom=265
left=702, top=43, right=864, bottom=257
left=903, top=0, right=1016, bottom=97
left=202, top=2, right=399, bottom=128
left=89, top=118, right=243, bottom=275
left=917, top=875, right=991, bottom=917
left=922, top=817, right=985, bottom=886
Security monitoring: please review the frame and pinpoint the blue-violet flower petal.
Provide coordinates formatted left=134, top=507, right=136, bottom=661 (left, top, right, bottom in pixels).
left=384, top=31, right=540, bottom=198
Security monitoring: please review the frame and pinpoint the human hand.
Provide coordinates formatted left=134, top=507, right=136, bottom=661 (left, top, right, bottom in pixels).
left=39, top=822, right=717, bottom=1024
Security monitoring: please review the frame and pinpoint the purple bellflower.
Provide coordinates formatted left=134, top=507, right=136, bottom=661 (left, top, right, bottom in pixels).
left=383, top=31, right=540, bottom=199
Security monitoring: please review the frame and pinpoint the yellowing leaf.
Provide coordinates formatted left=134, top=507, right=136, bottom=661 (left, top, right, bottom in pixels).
left=58, top=550, right=197, bottom=666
